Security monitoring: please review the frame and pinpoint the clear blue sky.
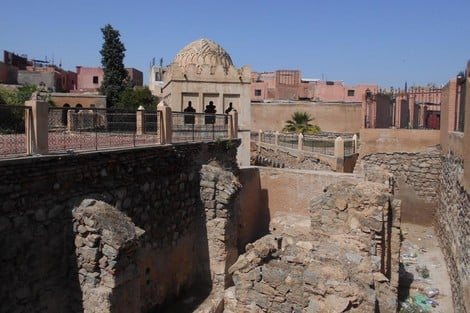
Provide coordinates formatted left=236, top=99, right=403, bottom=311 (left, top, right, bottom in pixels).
left=2, top=0, right=470, bottom=89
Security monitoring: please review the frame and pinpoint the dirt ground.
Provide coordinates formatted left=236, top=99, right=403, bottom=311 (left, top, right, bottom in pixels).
left=399, top=222, right=454, bottom=313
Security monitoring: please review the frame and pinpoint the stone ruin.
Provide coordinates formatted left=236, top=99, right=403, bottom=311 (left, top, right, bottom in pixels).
left=225, top=170, right=401, bottom=313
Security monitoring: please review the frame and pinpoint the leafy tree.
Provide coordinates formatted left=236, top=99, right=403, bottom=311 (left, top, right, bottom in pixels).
left=115, top=87, right=158, bottom=111
left=99, top=24, right=129, bottom=107
left=282, top=111, right=321, bottom=134
left=0, top=84, right=36, bottom=105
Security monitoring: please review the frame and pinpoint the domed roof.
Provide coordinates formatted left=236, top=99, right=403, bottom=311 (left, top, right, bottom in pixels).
left=173, top=39, right=233, bottom=69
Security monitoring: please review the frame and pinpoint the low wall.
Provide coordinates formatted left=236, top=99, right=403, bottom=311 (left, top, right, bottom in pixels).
left=358, top=128, right=441, bottom=225
left=358, top=128, right=440, bottom=158
left=251, top=102, right=362, bottom=133
left=0, top=140, right=241, bottom=313
left=255, top=167, right=360, bottom=220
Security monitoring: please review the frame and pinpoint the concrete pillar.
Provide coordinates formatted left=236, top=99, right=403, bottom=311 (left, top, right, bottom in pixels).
left=334, top=136, right=345, bottom=172
left=67, top=109, right=75, bottom=131
left=409, top=96, right=416, bottom=128
left=258, top=129, right=262, bottom=153
left=25, top=99, right=48, bottom=154
left=228, top=110, right=238, bottom=139
left=298, top=133, right=304, bottom=151
left=136, top=106, right=145, bottom=135
left=24, top=108, right=32, bottom=155
left=352, top=134, right=358, bottom=154
left=157, top=101, right=172, bottom=144
left=274, top=131, right=279, bottom=152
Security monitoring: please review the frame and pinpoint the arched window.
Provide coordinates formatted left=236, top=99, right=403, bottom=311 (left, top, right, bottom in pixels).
left=204, top=101, right=216, bottom=124
left=75, top=103, right=82, bottom=113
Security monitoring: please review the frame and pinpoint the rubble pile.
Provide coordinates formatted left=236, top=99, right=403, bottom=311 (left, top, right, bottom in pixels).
left=226, top=179, right=401, bottom=313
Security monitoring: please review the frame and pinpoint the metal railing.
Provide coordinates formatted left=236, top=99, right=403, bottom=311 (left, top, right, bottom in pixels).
left=302, top=136, right=335, bottom=156
left=172, top=112, right=230, bottom=143
left=0, top=104, right=235, bottom=158
left=344, top=139, right=354, bottom=156
left=0, top=105, right=31, bottom=158
left=278, top=133, right=297, bottom=149
left=47, top=108, right=161, bottom=153
left=252, top=131, right=357, bottom=157
left=262, top=132, right=275, bottom=144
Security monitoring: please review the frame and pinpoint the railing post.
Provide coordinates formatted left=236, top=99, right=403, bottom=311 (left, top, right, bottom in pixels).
left=24, top=108, right=32, bottom=155
left=258, top=129, right=262, bottom=153
left=228, top=110, right=238, bottom=139
left=67, top=109, right=75, bottom=131
left=157, top=101, right=172, bottom=144
left=136, top=105, right=145, bottom=135
left=274, top=131, right=279, bottom=152
left=298, top=133, right=304, bottom=151
left=352, top=134, right=358, bottom=154
left=25, top=99, right=48, bottom=154
left=334, top=136, right=345, bottom=172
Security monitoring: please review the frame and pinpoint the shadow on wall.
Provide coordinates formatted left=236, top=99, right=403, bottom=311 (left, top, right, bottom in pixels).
left=237, top=167, right=270, bottom=253
left=153, top=208, right=212, bottom=313
left=395, top=179, right=436, bottom=226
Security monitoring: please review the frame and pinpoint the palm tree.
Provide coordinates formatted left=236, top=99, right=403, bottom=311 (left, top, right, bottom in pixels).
left=282, top=111, right=321, bottom=134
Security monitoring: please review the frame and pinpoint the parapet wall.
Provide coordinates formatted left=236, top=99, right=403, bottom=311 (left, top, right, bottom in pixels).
left=0, top=141, right=241, bottom=313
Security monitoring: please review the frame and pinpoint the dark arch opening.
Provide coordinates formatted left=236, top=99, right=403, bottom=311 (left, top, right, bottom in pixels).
left=204, top=101, right=216, bottom=124
left=224, top=102, right=233, bottom=124
left=184, top=101, right=196, bottom=124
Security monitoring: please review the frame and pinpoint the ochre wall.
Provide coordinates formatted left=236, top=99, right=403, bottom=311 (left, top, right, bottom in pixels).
left=251, top=102, right=362, bottom=133
left=358, top=128, right=440, bottom=158
left=255, top=167, right=360, bottom=219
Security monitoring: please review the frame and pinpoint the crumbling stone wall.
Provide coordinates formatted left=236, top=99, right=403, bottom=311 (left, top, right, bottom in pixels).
left=226, top=174, right=401, bottom=313
left=73, top=199, right=144, bottom=313
left=0, top=140, right=241, bottom=313
left=252, top=146, right=333, bottom=171
left=437, top=153, right=470, bottom=313
left=200, top=162, right=242, bottom=290
left=360, top=148, right=441, bottom=203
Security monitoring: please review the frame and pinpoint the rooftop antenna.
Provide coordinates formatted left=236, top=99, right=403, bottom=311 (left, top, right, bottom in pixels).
left=159, top=57, right=163, bottom=67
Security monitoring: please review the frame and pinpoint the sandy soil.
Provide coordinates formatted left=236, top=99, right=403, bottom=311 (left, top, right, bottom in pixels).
left=399, top=222, right=454, bottom=313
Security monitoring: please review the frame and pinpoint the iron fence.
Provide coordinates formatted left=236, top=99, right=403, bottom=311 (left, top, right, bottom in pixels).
left=172, top=112, right=230, bottom=143
left=250, top=131, right=259, bottom=142
left=0, top=105, right=31, bottom=158
left=302, top=136, right=335, bottom=156
left=278, top=133, right=297, bottom=149
left=47, top=108, right=161, bottom=153
left=262, top=132, right=275, bottom=144
left=344, top=139, right=354, bottom=156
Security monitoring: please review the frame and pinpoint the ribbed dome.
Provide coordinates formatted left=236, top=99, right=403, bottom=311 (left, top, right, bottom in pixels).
left=173, top=39, right=233, bottom=69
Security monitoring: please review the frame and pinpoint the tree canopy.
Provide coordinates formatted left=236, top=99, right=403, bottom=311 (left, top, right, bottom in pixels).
left=99, top=24, right=129, bottom=107
left=115, top=87, right=158, bottom=111
left=282, top=111, right=321, bottom=134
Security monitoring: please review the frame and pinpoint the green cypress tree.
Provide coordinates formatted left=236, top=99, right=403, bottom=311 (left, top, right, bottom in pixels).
left=99, top=24, right=129, bottom=107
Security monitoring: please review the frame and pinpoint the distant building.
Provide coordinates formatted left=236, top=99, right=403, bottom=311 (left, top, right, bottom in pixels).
left=75, top=66, right=143, bottom=93
left=251, top=69, right=377, bottom=103
left=1, top=50, right=76, bottom=91
left=50, top=92, right=106, bottom=109
left=148, top=64, right=168, bottom=98
left=363, top=86, right=442, bottom=129
left=159, top=38, right=251, bottom=166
